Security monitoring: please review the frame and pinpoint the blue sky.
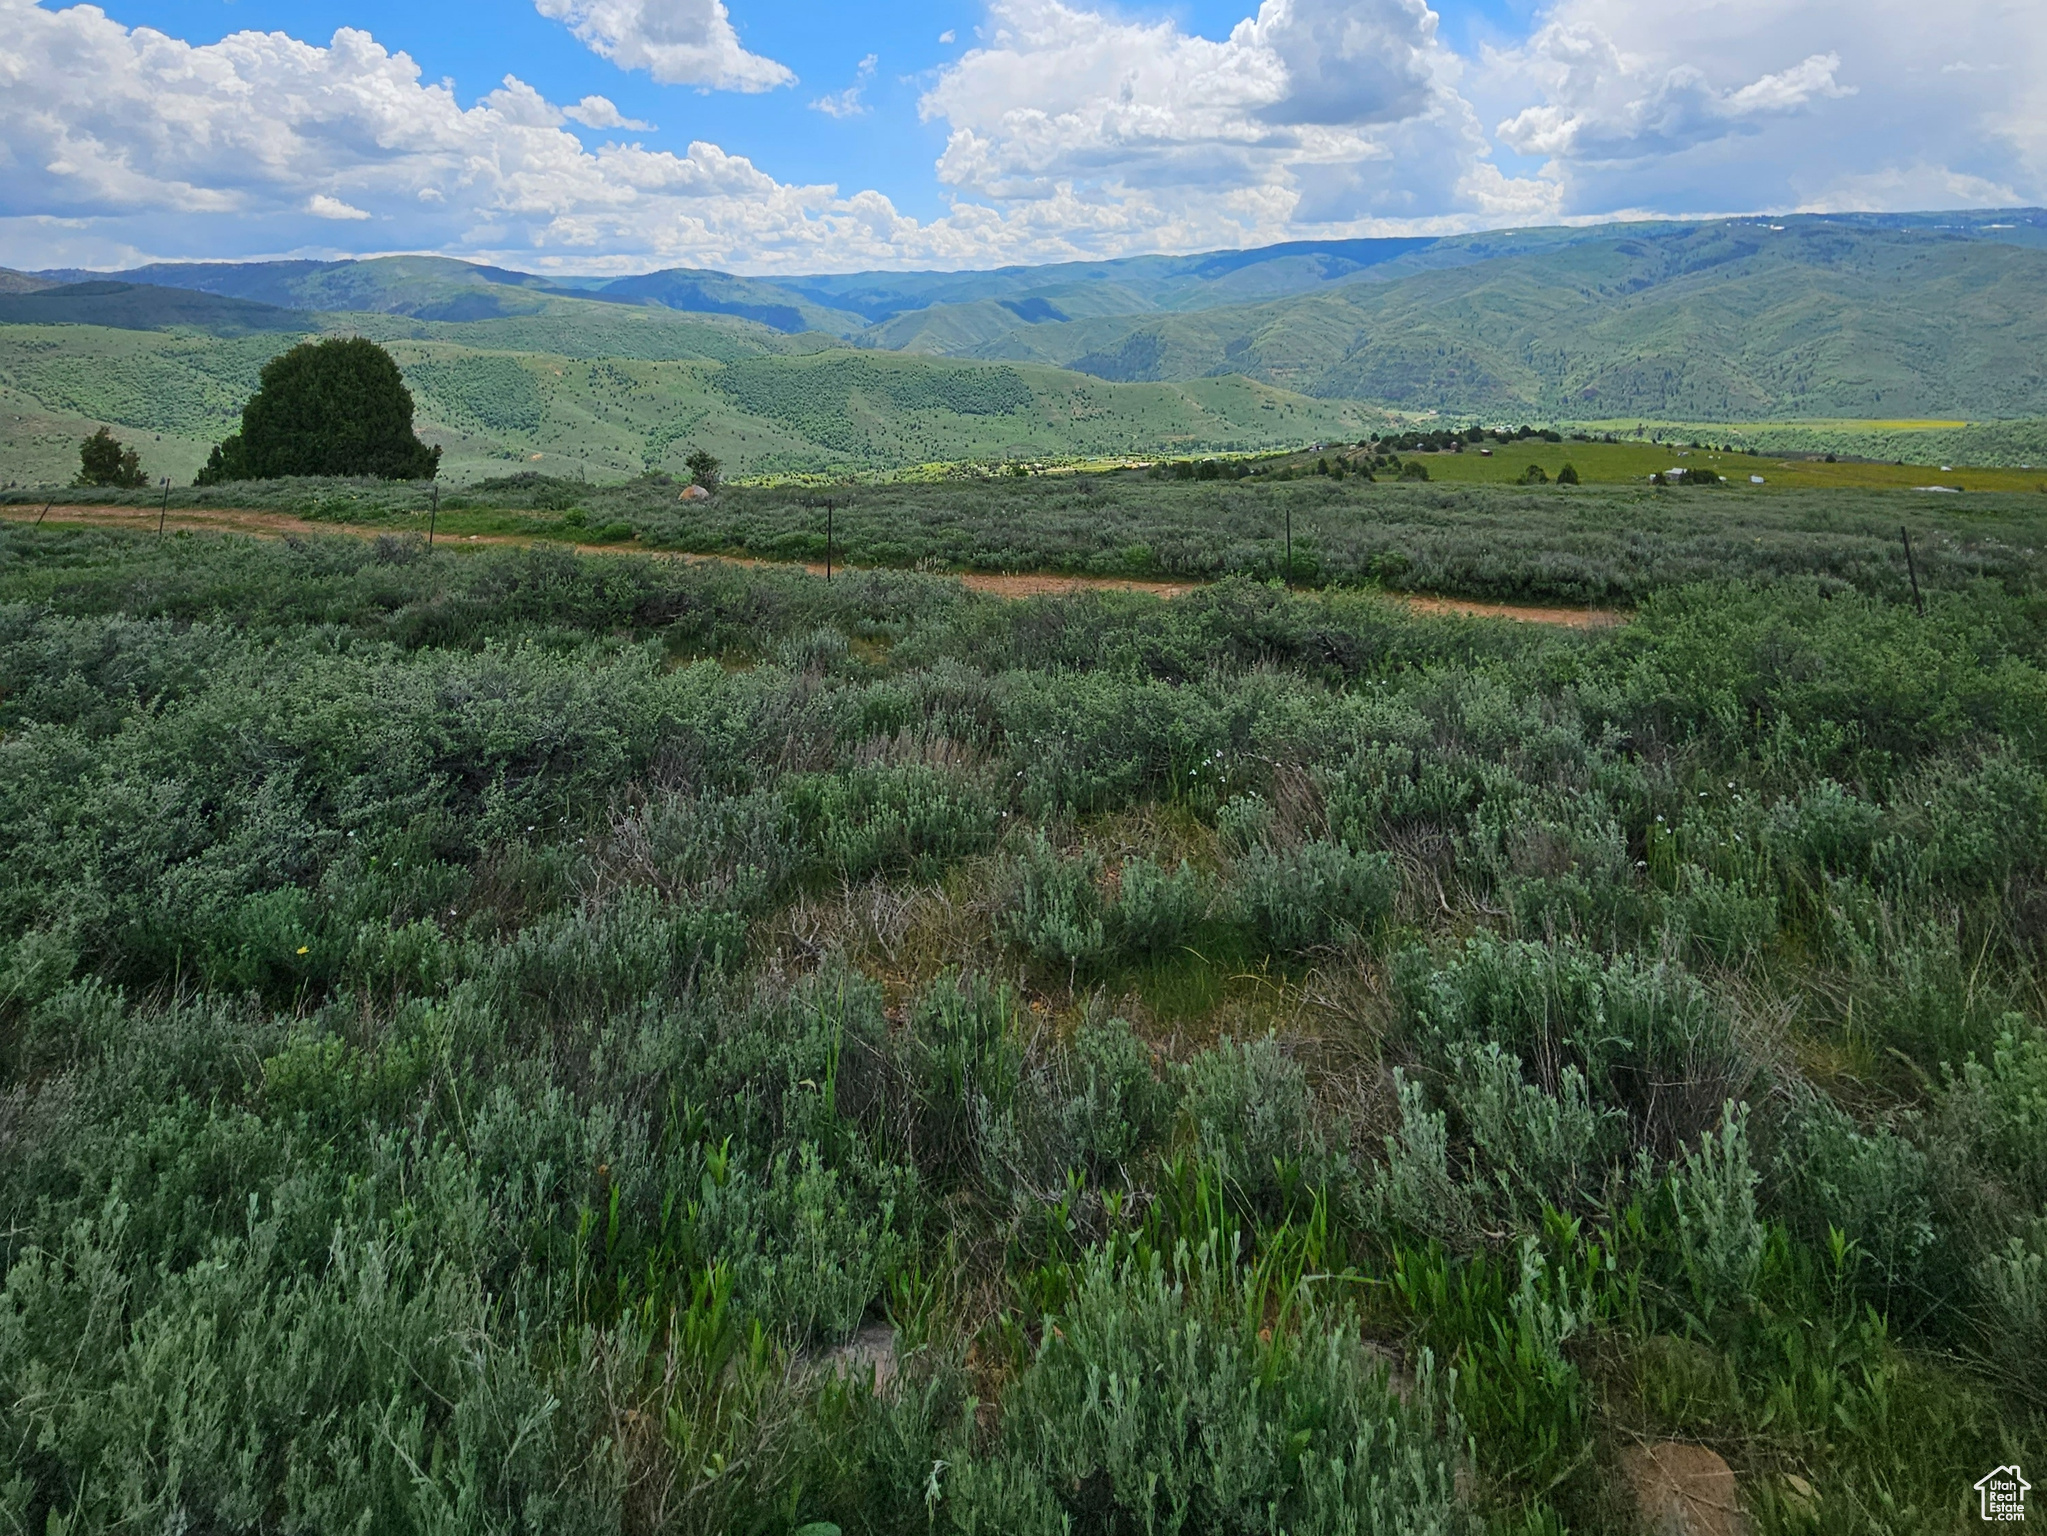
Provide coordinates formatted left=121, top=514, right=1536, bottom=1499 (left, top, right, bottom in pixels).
left=2, top=0, right=2041, bottom=274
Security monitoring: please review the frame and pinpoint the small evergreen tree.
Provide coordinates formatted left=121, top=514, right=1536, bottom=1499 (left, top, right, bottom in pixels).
left=197, top=337, right=439, bottom=484
left=75, top=427, right=148, bottom=488
left=1556, top=462, right=1580, bottom=485
left=685, top=449, right=721, bottom=491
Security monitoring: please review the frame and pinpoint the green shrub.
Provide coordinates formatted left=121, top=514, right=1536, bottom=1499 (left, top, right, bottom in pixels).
left=997, top=833, right=1108, bottom=974
left=1942, top=1021, right=2047, bottom=1206
left=1445, top=1041, right=1624, bottom=1222
left=1391, top=1219, right=1622, bottom=1508
left=696, top=1140, right=911, bottom=1344
left=901, top=973, right=1027, bottom=1194
left=1232, top=839, right=1395, bottom=954
left=1107, top=854, right=1209, bottom=957
left=1772, top=1094, right=1938, bottom=1320
left=1180, top=1035, right=1336, bottom=1212
left=1215, top=791, right=1276, bottom=851
left=1396, top=936, right=1747, bottom=1154
left=1373, top=1070, right=1477, bottom=1243
left=1058, top=1012, right=1176, bottom=1179
left=1662, top=863, right=1778, bottom=965
left=1670, top=1106, right=1765, bottom=1322
left=790, top=763, right=1001, bottom=882
left=956, top=1243, right=1468, bottom=1536
left=1974, top=1217, right=2047, bottom=1393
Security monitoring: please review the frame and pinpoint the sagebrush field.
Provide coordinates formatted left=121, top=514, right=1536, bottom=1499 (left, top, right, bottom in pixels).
left=0, top=484, right=2042, bottom=1530
left=19, top=470, right=2047, bottom=607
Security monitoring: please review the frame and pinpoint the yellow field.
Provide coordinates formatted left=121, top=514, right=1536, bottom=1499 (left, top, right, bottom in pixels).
left=1570, top=417, right=1972, bottom=435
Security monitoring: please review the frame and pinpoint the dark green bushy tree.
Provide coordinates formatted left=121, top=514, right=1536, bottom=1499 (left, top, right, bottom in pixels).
left=685, top=449, right=721, bottom=490
left=75, top=427, right=147, bottom=488
left=197, top=337, right=440, bottom=484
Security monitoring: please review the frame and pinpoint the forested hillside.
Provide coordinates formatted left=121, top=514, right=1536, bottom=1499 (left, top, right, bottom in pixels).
left=0, top=318, right=1372, bottom=484
left=8, top=210, right=2046, bottom=488
left=908, top=220, right=2047, bottom=419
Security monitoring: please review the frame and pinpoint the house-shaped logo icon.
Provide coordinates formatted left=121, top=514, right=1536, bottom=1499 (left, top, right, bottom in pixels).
left=1978, top=1465, right=2030, bottom=1522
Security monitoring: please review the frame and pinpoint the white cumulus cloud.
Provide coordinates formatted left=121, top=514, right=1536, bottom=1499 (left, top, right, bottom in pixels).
left=918, top=0, right=1546, bottom=234
left=0, top=1, right=903, bottom=270
left=563, top=95, right=655, bottom=131
left=2, top=0, right=2041, bottom=274
left=306, top=194, right=372, bottom=220
left=810, top=54, right=877, bottom=119
left=531, top=0, right=793, bottom=91
left=0, top=0, right=1315, bottom=272
left=1495, top=35, right=1850, bottom=162
left=1473, top=0, right=2045, bottom=216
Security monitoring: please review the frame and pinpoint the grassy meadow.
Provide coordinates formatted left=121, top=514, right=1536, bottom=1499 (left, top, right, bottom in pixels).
left=0, top=479, right=2044, bottom=1530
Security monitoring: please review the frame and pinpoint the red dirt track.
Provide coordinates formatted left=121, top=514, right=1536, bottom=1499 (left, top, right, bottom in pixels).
left=4, top=503, right=1624, bottom=628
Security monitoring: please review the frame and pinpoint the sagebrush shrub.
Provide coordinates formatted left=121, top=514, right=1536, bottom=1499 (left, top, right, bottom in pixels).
left=790, top=763, right=1001, bottom=881
left=1943, top=1021, right=2047, bottom=1206
left=1394, top=935, right=1745, bottom=1154
left=1232, top=838, right=1395, bottom=954
left=1670, top=1105, right=1765, bottom=1320
left=1446, top=1041, right=1623, bottom=1221
left=957, top=1243, right=1469, bottom=1536
left=1180, top=1035, right=1340, bottom=1212
left=996, top=833, right=1107, bottom=973
left=1060, top=1012, right=1175, bottom=1179
left=1107, top=854, right=1209, bottom=956
left=1772, top=1093, right=1939, bottom=1319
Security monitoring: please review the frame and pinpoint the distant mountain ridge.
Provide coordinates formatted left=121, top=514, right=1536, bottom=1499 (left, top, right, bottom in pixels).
left=0, top=279, right=304, bottom=333
left=18, top=207, right=2047, bottom=421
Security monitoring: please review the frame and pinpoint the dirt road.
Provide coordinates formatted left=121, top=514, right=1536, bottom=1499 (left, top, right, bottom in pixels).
left=3, top=503, right=1624, bottom=628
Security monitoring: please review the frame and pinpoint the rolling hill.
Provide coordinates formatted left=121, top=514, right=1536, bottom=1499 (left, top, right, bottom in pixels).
left=0, top=281, right=307, bottom=335
left=7, top=208, right=2046, bottom=489
left=872, top=216, right=2047, bottom=420
left=0, top=310, right=1378, bottom=486
left=32, top=208, right=2047, bottom=425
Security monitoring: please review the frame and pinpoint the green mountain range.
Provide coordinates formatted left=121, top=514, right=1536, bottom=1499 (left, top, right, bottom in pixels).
left=4, top=208, right=2045, bottom=484
left=915, top=218, right=2047, bottom=420
left=0, top=302, right=1375, bottom=486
